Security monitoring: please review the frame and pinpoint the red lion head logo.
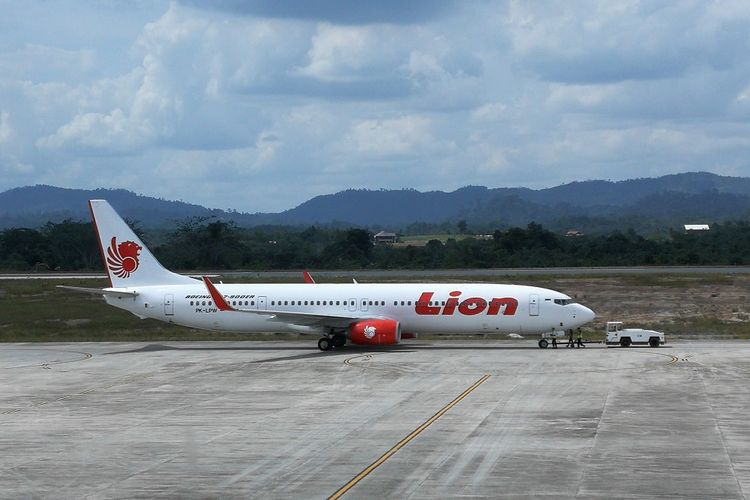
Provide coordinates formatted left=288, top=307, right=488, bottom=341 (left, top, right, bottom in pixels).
left=106, top=237, right=142, bottom=278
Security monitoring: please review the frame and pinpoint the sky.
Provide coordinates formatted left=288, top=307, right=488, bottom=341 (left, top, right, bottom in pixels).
left=2, top=1, right=750, bottom=212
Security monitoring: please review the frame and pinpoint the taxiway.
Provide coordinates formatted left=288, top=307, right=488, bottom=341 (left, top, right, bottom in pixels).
left=1, top=340, right=749, bottom=498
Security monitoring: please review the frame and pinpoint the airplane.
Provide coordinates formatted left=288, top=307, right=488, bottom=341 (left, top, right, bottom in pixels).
left=60, top=200, right=596, bottom=351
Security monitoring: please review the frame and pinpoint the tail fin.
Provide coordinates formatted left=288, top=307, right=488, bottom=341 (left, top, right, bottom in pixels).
left=89, top=199, right=196, bottom=287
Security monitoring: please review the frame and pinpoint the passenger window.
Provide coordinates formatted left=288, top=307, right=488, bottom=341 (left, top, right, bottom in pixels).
left=336, top=301, right=340, bottom=306
left=190, top=301, right=194, bottom=306
left=202, top=301, right=206, bottom=306
left=251, top=301, right=255, bottom=306
left=408, top=301, right=412, bottom=306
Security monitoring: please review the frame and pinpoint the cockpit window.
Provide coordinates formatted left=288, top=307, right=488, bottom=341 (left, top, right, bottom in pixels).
left=554, top=298, right=573, bottom=305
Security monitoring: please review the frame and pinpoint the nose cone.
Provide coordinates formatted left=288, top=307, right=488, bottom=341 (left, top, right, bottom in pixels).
left=578, top=305, right=596, bottom=325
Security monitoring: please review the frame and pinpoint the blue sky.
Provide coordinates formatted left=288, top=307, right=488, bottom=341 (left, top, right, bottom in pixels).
left=1, top=1, right=750, bottom=212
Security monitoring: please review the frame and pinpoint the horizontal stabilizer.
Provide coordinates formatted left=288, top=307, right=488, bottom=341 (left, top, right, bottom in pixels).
left=57, top=285, right=138, bottom=297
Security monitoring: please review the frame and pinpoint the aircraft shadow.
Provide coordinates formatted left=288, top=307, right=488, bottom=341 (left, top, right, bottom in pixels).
left=105, top=342, right=558, bottom=356
left=104, top=343, right=419, bottom=363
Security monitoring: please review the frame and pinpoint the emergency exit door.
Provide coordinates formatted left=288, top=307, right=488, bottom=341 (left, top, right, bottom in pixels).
left=529, top=294, right=539, bottom=316
left=164, top=294, right=174, bottom=316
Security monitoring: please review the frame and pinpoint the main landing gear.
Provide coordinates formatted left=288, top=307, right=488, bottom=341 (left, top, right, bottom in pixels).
left=318, top=332, right=347, bottom=351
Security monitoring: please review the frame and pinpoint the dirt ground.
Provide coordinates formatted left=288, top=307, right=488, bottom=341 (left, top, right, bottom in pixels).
left=537, top=274, right=750, bottom=337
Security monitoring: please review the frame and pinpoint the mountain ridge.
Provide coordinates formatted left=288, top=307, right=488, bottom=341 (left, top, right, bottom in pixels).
left=2, top=172, right=750, bottom=232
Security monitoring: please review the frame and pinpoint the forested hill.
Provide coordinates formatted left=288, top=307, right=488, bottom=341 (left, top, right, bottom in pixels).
left=2, top=172, right=750, bottom=231
left=0, top=186, right=254, bottom=229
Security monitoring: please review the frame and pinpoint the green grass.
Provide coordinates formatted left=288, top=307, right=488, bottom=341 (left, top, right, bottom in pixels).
left=654, top=318, right=750, bottom=339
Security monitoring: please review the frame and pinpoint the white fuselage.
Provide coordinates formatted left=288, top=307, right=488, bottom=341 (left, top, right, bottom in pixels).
left=105, top=282, right=595, bottom=336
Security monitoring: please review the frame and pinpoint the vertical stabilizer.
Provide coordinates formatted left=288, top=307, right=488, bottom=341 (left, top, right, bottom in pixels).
left=89, top=199, right=196, bottom=287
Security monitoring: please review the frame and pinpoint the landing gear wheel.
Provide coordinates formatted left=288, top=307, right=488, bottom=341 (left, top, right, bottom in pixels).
left=318, top=337, right=332, bottom=351
left=332, top=334, right=346, bottom=348
left=620, top=337, right=631, bottom=348
left=649, top=337, right=660, bottom=348
left=538, top=339, right=549, bottom=349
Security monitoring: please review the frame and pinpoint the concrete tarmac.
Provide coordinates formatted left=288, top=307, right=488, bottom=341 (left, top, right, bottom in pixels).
left=1, top=340, right=749, bottom=499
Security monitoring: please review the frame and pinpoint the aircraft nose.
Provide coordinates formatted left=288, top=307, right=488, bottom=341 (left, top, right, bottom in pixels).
left=579, top=305, right=596, bottom=324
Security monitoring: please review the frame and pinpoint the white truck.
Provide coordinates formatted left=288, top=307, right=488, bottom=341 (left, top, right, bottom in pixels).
left=605, top=321, right=665, bottom=347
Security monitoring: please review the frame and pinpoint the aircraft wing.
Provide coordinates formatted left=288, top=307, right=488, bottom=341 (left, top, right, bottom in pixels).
left=57, top=285, right=138, bottom=297
left=202, top=277, right=378, bottom=329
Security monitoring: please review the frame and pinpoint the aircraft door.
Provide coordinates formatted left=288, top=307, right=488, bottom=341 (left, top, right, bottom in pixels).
left=348, top=298, right=357, bottom=312
left=164, top=294, right=174, bottom=316
left=529, top=294, right=539, bottom=316
left=257, top=296, right=267, bottom=310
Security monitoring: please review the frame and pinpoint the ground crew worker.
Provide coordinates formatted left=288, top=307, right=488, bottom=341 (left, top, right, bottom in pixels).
left=551, top=334, right=558, bottom=349
left=576, top=328, right=584, bottom=348
left=567, top=329, right=575, bottom=348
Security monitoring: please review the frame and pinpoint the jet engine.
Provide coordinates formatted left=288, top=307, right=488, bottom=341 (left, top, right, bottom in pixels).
left=348, top=319, right=401, bottom=345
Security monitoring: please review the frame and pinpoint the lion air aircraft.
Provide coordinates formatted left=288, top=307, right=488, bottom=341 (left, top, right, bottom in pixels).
left=60, top=200, right=596, bottom=351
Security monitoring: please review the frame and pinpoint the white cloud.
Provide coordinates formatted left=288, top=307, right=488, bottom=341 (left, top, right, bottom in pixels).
left=0, top=44, right=95, bottom=81
left=471, top=102, right=507, bottom=122
left=298, top=24, right=406, bottom=83
left=345, top=116, right=434, bottom=156
left=2, top=1, right=750, bottom=211
left=0, top=112, right=12, bottom=144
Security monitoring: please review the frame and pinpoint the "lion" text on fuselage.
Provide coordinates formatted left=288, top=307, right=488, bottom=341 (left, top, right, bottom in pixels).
left=414, top=291, right=518, bottom=316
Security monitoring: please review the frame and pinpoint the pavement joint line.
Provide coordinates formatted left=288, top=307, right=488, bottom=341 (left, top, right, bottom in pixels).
left=328, top=373, right=491, bottom=500
left=0, top=370, right=159, bottom=416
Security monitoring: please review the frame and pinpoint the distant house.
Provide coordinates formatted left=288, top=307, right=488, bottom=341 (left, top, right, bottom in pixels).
left=684, top=224, right=710, bottom=231
left=565, top=229, right=584, bottom=237
left=374, top=231, right=397, bottom=245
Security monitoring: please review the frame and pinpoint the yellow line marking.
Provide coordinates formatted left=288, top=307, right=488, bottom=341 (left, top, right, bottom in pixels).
left=329, top=374, right=491, bottom=500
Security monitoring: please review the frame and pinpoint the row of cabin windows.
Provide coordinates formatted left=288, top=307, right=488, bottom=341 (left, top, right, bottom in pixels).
left=187, top=299, right=475, bottom=308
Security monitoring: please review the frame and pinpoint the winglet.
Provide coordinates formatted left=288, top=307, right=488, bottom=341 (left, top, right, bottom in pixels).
left=202, top=276, right=234, bottom=311
left=303, top=271, right=315, bottom=284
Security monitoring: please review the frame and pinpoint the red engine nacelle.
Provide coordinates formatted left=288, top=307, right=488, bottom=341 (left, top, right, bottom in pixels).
left=348, top=319, right=401, bottom=346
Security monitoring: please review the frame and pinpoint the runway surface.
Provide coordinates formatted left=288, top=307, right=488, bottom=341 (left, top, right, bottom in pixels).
left=1, top=340, right=749, bottom=499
